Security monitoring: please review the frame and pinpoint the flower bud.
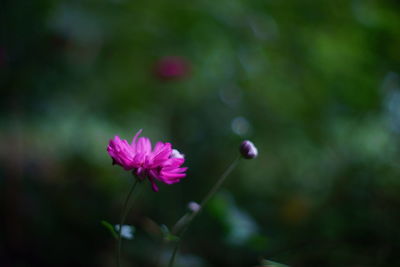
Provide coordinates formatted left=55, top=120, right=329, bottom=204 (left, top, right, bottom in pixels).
left=187, top=201, right=201, bottom=213
left=240, top=140, right=258, bottom=159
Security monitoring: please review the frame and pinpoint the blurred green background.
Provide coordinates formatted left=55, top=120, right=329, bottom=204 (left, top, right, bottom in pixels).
left=1, top=0, right=400, bottom=266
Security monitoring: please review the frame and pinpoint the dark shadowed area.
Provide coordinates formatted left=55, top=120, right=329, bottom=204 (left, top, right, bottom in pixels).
left=1, top=0, right=400, bottom=266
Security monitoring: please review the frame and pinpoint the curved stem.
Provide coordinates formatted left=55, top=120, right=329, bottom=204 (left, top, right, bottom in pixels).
left=198, top=155, right=241, bottom=209
left=168, top=156, right=241, bottom=267
left=117, top=178, right=139, bottom=267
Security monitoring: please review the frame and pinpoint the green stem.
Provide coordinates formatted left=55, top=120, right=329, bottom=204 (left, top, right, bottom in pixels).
left=198, top=155, right=241, bottom=209
left=167, top=156, right=241, bottom=267
left=117, top=178, right=139, bottom=267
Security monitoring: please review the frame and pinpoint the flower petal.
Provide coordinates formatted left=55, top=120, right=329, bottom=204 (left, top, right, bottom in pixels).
left=148, top=176, right=159, bottom=192
left=107, top=136, right=136, bottom=170
left=152, top=143, right=172, bottom=164
left=136, top=137, right=152, bottom=154
left=131, top=129, right=143, bottom=147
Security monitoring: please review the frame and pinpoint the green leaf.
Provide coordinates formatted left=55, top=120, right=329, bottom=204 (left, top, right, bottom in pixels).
left=160, top=224, right=180, bottom=242
left=101, top=220, right=118, bottom=239
left=165, top=233, right=180, bottom=242
left=160, top=224, right=170, bottom=236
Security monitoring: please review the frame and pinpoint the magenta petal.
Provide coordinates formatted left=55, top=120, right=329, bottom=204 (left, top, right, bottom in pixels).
left=152, top=142, right=165, bottom=154
left=136, top=137, right=152, bottom=154
left=161, top=158, right=185, bottom=168
left=107, top=136, right=135, bottom=170
left=131, top=129, right=143, bottom=147
left=161, top=172, right=186, bottom=179
left=161, top=179, right=180, bottom=184
left=152, top=143, right=172, bottom=163
left=163, top=167, right=188, bottom=174
left=148, top=177, right=159, bottom=192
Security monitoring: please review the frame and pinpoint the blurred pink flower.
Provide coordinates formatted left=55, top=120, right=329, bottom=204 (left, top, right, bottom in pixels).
left=154, top=56, right=190, bottom=80
left=107, top=129, right=187, bottom=192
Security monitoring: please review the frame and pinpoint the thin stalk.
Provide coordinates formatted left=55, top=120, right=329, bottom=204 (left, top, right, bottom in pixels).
left=117, top=178, right=139, bottom=267
left=198, top=155, right=241, bottom=209
left=167, top=156, right=241, bottom=267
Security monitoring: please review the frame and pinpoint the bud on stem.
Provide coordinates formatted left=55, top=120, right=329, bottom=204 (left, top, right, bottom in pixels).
left=240, top=140, right=258, bottom=159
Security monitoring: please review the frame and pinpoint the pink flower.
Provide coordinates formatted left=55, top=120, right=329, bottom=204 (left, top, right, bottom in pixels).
left=107, top=129, right=188, bottom=192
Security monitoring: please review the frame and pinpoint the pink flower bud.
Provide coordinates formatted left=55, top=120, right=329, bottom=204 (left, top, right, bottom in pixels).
left=240, top=140, right=258, bottom=159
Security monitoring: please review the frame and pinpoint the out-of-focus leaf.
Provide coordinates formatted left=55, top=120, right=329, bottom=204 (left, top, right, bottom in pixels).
left=208, top=191, right=259, bottom=245
left=160, top=224, right=180, bottom=242
left=248, top=235, right=268, bottom=251
left=101, top=220, right=118, bottom=239
left=259, top=259, right=289, bottom=267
